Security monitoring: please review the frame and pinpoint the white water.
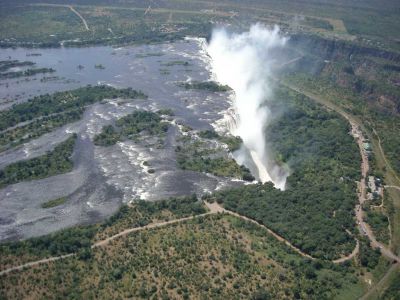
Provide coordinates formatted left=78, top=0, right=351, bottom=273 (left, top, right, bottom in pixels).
left=207, top=24, right=289, bottom=190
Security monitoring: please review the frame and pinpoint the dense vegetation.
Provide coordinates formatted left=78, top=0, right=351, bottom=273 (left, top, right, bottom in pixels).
left=96, top=195, right=207, bottom=241
left=93, top=110, right=168, bottom=146
left=0, top=86, right=146, bottom=151
left=177, top=152, right=254, bottom=181
left=282, top=31, right=400, bottom=274
left=0, top=60, right=35, bottom=72
left=0, top=213, right=362, bottom=299
left=199, top=130, right=243, bottom=152
left=178, top=81, right=232, bottom=92
left=358, top=238, right=381, bottom=270
left=0, top=109, right=82, bottom=152
left=381, top=270, right=400, bottom=300
left=0, top=67, right=55, bottom=79
left=0, top=1, right=397, bottom=297
left=0, top=134, right=76, bottom=188
left=207, top=86, right=360, bottom=260
left=41, top=197, right=67, bottom=209
left=0, top=59, right=54, bottom=79
left=176, top=134, right=254, bottom=181
left=364, top=208, right=390, bottom=245
left=285, top=65, right=400, bottom=176
left=0, top=195, right=206, bottom=271
left=0, top=85, right=145, bottom=131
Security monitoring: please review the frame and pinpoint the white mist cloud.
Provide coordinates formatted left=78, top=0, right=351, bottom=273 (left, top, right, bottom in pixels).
left=207, top=24, right=289, bottom=190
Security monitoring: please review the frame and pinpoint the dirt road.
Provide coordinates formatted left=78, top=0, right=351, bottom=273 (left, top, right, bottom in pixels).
left=68, top=6, right=90, bottom=31
left=1, top=199, right=360, bottom=276
left=333, top=238, right=360, bottom=264
left=385, top=185, right=400, bottom=192
left=282, top=82, right=399, bottom=263
left=360, top=262, right=399, bottom=300
left=30, top=4, right=90, bottom=31
left=205, top=202, right=316, bottom=260
left=0, top=254, right=74, bottom=276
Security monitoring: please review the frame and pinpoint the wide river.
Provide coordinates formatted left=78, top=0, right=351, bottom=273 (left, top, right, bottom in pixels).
left=0, top=39, right=247, bottom=241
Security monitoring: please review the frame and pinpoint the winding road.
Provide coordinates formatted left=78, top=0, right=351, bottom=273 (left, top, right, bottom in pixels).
left=385, top=185, right=400, bottom=192
left=68, top=5, right=90, bottom=31
left=2, top=81, right=393, bottom=281
left=281, top=81, right=399, bottom=264
left=1, top=201, right=359, bottom=276
left=30, top=4, right=90, bottom=31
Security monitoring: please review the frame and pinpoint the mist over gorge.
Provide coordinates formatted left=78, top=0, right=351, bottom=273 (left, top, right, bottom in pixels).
left=207, top=24, right=289, bottom=190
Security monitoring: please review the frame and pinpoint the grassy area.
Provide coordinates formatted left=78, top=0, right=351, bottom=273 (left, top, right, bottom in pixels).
left=363, top=263, right=400, bottom=300
left=385, top=191, right=400, bottom=257
left=1, top=1, right=399, bottom=51
left=0, top=5, right=85, bottom=47
left=380, top=267, right=400, bottom=299
left=41, top=197, right=67, bottom=209
left=0, top=3, right=216, bottom=48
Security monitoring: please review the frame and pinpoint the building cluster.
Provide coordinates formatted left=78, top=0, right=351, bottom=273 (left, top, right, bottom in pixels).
left=367, top=175, right=383, bottom=201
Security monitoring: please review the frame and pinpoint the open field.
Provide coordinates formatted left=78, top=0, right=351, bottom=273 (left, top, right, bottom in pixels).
left=0, top=0, right=399, bottom=51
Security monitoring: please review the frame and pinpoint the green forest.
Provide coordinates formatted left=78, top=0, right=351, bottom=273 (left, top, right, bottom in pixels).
left=0, top=134, right=77, bottom=188
left=0, top=59, right=35, bottom=72
left=0, top=1, right=399, bottom=298
left=207, top=86, right=361, bottom=260
left=0, top=86, right=146, bottom=152
left=0, top=197, right=362, bottom=300
left=94, top=110, right=169, bottom=146
left=176, top=133, right=254, bottom=181
left=0, top=85, right=146, bottom=131
left=0, top=195, right=206, bottom=269
left=0, top=67, right=55, bottom=79
left=178, top=81, right=231, bottom=92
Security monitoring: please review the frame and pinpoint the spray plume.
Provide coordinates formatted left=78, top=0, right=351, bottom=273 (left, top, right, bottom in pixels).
left=207, top=24, right=289, bottom=190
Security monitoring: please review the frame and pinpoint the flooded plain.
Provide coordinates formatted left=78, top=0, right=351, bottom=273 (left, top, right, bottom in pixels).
left=0, top=38, right=244, bottom=241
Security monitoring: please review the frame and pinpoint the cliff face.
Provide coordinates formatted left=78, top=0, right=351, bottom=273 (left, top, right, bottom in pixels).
left=285, top=34, right=400, bottom=115
left=289, top=34, right=400, bottom=62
